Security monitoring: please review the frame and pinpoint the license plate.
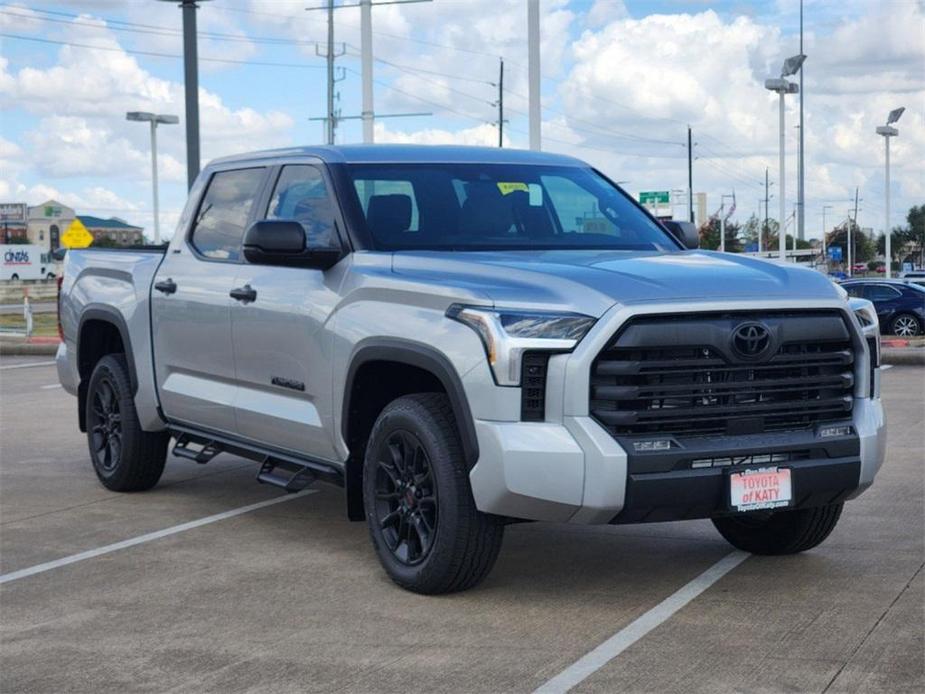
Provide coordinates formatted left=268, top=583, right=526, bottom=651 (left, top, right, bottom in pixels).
left=729, top=467, right=792, bottom=512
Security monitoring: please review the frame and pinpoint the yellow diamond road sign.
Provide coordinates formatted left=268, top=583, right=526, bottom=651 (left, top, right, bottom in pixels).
left=61, top=218, right=94, bottom=249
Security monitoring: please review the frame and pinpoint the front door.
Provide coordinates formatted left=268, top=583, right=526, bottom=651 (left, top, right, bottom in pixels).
left=230, top=163, right=343, bottom=461
left=151, top=166, right=267, bottom=434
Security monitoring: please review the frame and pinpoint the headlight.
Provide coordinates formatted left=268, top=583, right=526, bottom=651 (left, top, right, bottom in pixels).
left=848, top=297, right=879, bottom=338
left=447, top=304, right=596, bottom=385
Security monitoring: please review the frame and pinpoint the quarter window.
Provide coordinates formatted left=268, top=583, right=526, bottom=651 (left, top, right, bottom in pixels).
left=191, top=168, right=265, bottom=261
left=864, top=285, right=901, bottom=301
left=267, top=165, right=338, bottom=246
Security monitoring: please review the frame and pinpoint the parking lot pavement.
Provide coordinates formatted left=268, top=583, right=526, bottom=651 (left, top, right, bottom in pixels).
left=1, top=362, right=922, bottom=693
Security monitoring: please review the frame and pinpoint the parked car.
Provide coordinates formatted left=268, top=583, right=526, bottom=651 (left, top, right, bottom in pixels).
left=841, top=279, right=925, bottom=336
left=852, top=263, right=868, bottom=274
left=56, top=145, right=886, bottom=594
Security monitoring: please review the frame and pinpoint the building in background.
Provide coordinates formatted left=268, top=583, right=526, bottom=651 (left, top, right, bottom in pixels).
left=695, top=193, right=708, bottom=227
left=78, top=216, right=144, bottom=246
left=27, top=200, right=74, bottom=251
left=0, top=200, right=145, bottom=250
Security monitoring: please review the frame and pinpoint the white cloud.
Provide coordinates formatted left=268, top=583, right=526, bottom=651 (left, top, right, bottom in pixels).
left=374, top=121, right=505, bottom=147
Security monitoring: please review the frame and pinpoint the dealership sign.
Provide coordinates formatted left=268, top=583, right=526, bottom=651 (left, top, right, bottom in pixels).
left=0, top=203, right=26, bottom=222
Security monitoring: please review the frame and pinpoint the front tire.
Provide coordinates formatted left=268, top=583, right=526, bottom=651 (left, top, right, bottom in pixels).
left=712, top=502, right=843, bottom=555
left=86, top=354, right=169, bottom=492
left=363, top=393, right=504, bottom=594
left=890, top=313, right=922, bottom=337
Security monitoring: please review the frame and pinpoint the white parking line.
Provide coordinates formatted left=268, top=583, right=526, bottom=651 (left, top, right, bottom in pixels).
left=0, top=360, right=56, bottom=371
left=0, top=490, right=316, bottom=586
left=534, top=550, right=749, bottom=694
left=40, top=383, right=61, bottom=389
left=881, top=364, right=893, bottom=370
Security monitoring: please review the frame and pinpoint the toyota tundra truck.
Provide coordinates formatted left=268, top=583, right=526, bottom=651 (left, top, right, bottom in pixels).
left=57, top=145, right=886, bottom=594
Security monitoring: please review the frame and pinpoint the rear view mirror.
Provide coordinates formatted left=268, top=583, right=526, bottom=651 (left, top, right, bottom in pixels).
left=243, top=220, right=343, bottom=270
left=661, top=220, right=699, bottom=249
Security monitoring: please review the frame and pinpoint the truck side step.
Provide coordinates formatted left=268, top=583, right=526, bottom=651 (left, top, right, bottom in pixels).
left=257, top=458, right=317, bottom=493
left=172, top=433, right=223, bottom=464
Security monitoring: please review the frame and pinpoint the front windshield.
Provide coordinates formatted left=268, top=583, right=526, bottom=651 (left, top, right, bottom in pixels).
left=345, top=163, right=678, bottom=252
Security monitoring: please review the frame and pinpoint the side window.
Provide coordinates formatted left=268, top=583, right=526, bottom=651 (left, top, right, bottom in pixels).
left=844, top=284, right=864, bottom=298
left=190, top=168, right=265, bottom=261
left=267, top=165, right=337, bottom=246
left=865, top=285, right=901, bottom=301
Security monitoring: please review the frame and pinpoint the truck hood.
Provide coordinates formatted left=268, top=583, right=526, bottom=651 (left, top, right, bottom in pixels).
left=391, top=249, right=844, bottom=317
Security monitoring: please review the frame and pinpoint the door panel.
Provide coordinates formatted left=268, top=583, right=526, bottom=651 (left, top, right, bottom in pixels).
left=231, top=164, right=343, bottom=460
left=152, top=166, right=266, bottom=434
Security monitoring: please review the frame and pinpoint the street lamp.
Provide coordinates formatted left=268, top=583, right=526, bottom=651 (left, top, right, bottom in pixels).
left=126, top=112, right=179, bottom=245
left=876, top=107, right=904, bottom=277
left=765, top=54, right=804, bottom=262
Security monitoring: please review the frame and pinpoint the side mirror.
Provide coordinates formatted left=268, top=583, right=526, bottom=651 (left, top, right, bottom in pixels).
left=243, top=219, right=343, bottom=270
left=661, top=220, right=699, bottom=249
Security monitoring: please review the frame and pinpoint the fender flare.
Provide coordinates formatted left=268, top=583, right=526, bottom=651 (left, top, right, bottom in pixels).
left=77, top=306, right=139, bottom=394
left=342, top=338, right=480, bottom=468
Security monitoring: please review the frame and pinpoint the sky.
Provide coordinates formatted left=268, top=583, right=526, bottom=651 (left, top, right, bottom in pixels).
left=0, top=0, right=922, bottom=242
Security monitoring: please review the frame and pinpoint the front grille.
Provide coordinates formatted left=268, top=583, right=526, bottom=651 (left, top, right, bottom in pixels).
left=591, top=311, right=856, bottom=438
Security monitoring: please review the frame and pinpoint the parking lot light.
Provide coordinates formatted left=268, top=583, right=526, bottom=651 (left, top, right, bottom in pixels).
left=126, top=112, right=179, bottom=245
left=765, top=55, right=803, bottom=262
left=876, top=107, right=904, bottom=278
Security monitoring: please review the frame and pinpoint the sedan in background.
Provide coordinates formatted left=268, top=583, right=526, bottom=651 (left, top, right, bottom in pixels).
left=841, top=279, right=925, bottom=337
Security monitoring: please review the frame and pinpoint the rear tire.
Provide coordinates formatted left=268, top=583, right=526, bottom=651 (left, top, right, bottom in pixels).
left=86, top=354, right=169, bottom=492
left=712, top=502, right=844, bottom=555
left=363, top=393, right=504, bottom=594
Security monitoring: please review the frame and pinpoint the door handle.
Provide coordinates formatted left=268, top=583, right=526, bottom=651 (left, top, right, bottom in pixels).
left=229, top=284, right=257, bottom=303
left=154, top=278, right=177, bottom=295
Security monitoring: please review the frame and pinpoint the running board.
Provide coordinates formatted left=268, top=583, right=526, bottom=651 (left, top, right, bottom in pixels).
left=172, top=433, right=223, bottom=464
left=257, top=458, right=316, bottom=493
left=167, top=424, right=344, bottom=488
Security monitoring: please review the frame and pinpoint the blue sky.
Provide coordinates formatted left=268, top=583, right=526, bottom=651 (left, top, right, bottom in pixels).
left=1, top=0, right=922, bottom=240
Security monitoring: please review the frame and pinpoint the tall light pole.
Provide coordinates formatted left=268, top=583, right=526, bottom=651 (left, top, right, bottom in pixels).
left=765, top=54, right=804, bottom=262
left=127, top=112, right=179, bottom=245
left=877, top=107, right=904, bottom=278
left=797, top=0, right=806, bottom=243
left=527, top=0, right=541, bottom=150
left=719, top=193, right=735, bottom=253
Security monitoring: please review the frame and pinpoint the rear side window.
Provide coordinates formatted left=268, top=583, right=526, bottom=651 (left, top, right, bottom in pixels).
left=864, top=285, right=901, bottom=301
left=267, top=165, right=338, bottom=247
left=190, top=168, right=265, bottom=261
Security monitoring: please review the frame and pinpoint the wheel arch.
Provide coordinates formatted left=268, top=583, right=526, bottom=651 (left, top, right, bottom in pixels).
left=341, top=339, right=480, bottom=521
left=76, top=307, right=138, bottom=432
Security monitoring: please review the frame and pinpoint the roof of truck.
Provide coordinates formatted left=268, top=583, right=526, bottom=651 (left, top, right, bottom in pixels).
left=208, top=144, right=587, bottom=168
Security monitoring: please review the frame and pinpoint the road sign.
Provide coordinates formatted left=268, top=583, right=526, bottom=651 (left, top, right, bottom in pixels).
left=639, top=191, right=670, bottom=205
left=61, top=218, right=94, bottom=249
left=827, top=246, right=843, bottom=261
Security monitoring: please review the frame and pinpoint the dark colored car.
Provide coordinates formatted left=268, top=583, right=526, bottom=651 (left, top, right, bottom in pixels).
left=841, top=279, right=925, bottom=337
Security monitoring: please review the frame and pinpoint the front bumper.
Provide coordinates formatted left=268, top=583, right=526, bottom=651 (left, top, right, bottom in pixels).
left=468, top=298, right=887, bottom=524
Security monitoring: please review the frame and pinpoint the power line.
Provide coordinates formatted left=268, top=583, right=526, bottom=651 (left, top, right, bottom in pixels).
left=0, top=33, right=328, bottom=70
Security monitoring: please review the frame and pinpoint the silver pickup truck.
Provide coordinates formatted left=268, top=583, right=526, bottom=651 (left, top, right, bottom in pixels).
left=57, top=145, right=886, bottom=593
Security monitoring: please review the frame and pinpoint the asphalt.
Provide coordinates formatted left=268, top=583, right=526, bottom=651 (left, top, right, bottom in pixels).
left=0, top=356, right=922, bottom=693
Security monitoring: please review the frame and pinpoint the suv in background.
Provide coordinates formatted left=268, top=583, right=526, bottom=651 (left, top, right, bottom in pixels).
left=841, top=279, right=925, bottom=336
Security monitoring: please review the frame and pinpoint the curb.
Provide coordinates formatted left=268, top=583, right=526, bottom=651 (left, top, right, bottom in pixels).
left=0, top=341, right=60, bottom=356
left=882, top=348, right=925, bottom=366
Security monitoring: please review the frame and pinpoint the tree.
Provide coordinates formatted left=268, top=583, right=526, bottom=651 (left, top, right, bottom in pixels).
left=91, top=235, right=119, bottom=248
left=827, top=219, right=875, bottom=263
left=698, top=217, right=742, bottom=252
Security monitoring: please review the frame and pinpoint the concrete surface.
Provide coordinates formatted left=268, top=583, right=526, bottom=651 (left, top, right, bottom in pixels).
left=0, top=357, right=922, bottom=693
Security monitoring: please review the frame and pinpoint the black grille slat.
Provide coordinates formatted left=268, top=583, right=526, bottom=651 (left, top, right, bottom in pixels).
left=590, top=311, right=856, bottom=438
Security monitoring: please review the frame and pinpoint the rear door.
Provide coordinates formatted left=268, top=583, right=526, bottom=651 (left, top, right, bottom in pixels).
left=151, top=166, right=267, bottom=434
left=230, top=162, right=345, bottom=460
left=863, top=283, right=903, bottom=324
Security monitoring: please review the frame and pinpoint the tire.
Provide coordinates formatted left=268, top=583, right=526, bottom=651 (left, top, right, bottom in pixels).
left=890, top=313, right=922, bottom=337
left=85, top=354, right=169, bottom=492
left=712, top=502, right=844, bottom=555
left=363, top=393, right=504, bottom=594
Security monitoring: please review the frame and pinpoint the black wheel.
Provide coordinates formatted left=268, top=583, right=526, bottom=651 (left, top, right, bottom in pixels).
left=363, top=393, right=504, bottom=594
left=890, top=313, right=922, bottom=337
left=86, top=354, right=169, bottom=491
left=712, top=502, right=844, bottom=555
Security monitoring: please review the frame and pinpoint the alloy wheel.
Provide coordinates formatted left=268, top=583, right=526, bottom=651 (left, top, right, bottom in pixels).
left=894, top=315, right=920, bottom=337
left=89, top=377, right=122, bottom=471
left=374, top=429, right=438, bottom=565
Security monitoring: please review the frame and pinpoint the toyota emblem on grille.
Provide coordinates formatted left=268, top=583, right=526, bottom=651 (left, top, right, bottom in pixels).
left=731, top=322, right=772, bottom=360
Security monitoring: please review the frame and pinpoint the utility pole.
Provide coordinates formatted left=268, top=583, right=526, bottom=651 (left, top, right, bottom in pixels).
left=325, top=0, right=336, bottom=144
left=497, top=58, right=504, bottom=148
left=797, top=0, right=805, bottom=241
left=763, top=168, right=770, bottom=254
left=687, top=126, right=694, bottom=223
left=527, top=0, right=540, bottom=150
left=821, top=204, right=833, bottom=265
left=360, top=0, right=373, bottom=143
left=848, top=187, right=859, bottom=277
